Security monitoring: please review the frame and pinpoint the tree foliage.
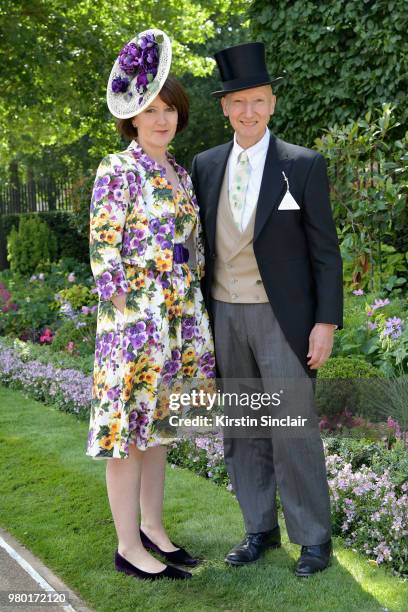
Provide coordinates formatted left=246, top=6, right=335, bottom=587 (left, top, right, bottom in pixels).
left=0, top=0, right=249, bottom=175
left=249, top=0, right=408, bottom=146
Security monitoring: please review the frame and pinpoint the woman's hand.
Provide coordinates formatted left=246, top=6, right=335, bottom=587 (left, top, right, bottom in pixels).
left=111, top=293, right=126, bottom=315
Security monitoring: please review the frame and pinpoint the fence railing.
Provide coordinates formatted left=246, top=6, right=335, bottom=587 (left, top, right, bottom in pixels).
left=0, top=178, right=75, bottom=215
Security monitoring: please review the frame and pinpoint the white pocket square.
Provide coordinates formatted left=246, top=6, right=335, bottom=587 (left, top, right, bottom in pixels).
left=278, top=191, right=300, bottom=210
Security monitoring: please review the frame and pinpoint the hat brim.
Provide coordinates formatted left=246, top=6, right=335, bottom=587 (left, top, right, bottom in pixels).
left=107, top=29, right=172, bottom=119
left=211, top=76, right=284, bottom=98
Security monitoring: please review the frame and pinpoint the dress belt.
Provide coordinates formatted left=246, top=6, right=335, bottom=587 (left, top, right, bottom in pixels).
left=173, top=243, right=189, bottom=264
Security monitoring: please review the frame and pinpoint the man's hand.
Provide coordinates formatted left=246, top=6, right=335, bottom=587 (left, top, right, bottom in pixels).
left=307, top=323, right=336, bottom=370
left=111, top=292, right=126, bottom=315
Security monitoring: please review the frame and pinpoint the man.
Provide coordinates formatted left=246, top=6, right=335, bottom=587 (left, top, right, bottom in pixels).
left=191, top=42, right=343, bottom=577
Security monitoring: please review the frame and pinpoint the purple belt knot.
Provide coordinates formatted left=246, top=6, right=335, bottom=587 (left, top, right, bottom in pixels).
left=173, top=243, right=189, bottom=264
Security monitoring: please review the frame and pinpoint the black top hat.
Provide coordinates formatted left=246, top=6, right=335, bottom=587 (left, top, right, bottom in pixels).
left=211, top=42, right=283, bottom=98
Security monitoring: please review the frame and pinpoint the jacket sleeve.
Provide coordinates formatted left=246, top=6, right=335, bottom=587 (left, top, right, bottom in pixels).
left=89, top=154, right=130, bottom=301
left=302, top=153, right=343, bottom=328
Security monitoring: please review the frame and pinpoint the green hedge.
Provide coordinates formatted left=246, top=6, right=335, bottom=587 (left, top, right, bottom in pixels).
left=249, top=0, right=408, bottom=146
left=316, top=356, right=384, bottom=419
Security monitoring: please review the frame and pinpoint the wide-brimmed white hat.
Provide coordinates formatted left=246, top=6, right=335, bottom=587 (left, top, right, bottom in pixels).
left=106, top=28, right=172, bottom=119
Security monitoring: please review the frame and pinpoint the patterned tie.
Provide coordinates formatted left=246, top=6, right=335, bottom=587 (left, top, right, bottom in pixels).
left=229, top=150, right=250, bottom=231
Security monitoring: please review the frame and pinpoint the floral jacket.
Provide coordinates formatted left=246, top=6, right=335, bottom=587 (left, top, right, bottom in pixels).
left=89, top=140, right=205, bottom=301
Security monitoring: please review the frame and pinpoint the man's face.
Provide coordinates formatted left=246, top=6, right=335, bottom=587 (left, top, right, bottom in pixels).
left=221, top=85, right=276, bottom=147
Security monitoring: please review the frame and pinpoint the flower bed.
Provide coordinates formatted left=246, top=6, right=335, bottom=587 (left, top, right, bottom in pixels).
left=0, top=339, right=92, bottom=417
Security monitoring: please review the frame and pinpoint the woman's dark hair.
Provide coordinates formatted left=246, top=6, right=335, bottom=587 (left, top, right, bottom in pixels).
left=116, top=75, right=189, bottom=141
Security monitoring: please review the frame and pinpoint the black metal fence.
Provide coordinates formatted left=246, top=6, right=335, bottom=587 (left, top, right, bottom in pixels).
left=0, top=177, right=74, bottom=215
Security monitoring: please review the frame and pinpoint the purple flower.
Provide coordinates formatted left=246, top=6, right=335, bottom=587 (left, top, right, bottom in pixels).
left=386, top=316, right=403, bottom=327
left=111, top=76, right=130, bottom=93
left=149, top=218, right=160, bottom=233
left=182, top=317, right=196, bottom=340
left=116, top=35, right=160, bottom=95
left=107, top=385, right=121, bottom=401
left=118, top=42, right=143, bottom=74
left=136, top=72, right=149, bottom=92
left=353, top=289, right=364, bottom=296
left=139, top=33, right=156, bottom=50
left=371, top=298, right=391, bottom=311
left=93, top=185, right=109, bottom=202
left=381, top=316, right=404, bottom=341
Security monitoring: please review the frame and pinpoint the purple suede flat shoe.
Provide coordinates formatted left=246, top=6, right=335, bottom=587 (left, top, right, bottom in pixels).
left=114, top=550, right=192, bottom=580
left=140, top=529, right=199, bottom=567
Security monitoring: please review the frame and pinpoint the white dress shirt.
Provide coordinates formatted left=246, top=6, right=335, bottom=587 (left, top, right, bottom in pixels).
left=228, top=128, right=270, bottom=231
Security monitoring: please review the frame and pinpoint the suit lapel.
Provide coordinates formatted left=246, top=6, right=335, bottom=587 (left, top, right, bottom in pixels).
left=205, top=142, right=233, bottom=254
left=254, top=133, right=293, bottom=242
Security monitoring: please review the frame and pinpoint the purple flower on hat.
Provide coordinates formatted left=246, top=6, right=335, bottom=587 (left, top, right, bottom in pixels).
left=111, top=76, right=130, bottom=93
left=114, top=33, right=160, bottom=97
left=119, top=42, right=143, bottom=74
left=136, top=72, right=149, bottom=92
left=139, top=33, right=156, bottom=50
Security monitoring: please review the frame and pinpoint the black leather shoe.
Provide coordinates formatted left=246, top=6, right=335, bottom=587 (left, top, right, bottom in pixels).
left=295, top=540, right=332, bottom=577
left=140, top=529, right=199, bottom=567
left=114, top=550, right=192, bottom=580
left=225, top=525, right=281, bottom=566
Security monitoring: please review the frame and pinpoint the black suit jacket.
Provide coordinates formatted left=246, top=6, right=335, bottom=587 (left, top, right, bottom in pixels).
left=191, top=131, right=343, bottom=377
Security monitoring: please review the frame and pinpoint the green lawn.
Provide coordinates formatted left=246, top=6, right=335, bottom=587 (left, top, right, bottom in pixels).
left=0, top=385, right=407, bottom=612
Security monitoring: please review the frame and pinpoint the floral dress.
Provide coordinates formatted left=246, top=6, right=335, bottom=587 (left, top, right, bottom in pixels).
left=86, top=141, right=215, bottom=459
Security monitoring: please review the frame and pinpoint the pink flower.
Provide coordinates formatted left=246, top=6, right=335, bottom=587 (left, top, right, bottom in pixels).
left=353, top=289, right=364, bottom=296
left=68, top=272, right=76, bottom=283
left=66, top=341, right=75, bottom=353
left=39, top=328, right=53, bottom=344
left=371, top=298, right=391, bottom=311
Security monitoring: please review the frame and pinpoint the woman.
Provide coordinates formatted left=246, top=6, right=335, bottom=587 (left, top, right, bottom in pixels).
left=86, top=29, right=215, bottom=581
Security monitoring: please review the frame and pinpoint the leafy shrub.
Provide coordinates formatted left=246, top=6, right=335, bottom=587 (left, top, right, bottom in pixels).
left=315, top=105, right=408, bottom=293
left=316, top=356, right=383, bottom=419
left=7, top=215, right=57, bottom=275
left=51, top=317, right=96, bottom=357
left=0, top=271, right=59, bottom=340
left=57, top=284, right=97, bottom=310
left=333, top=291, right=408, bottom=375
left=0, top=260, right=97, bottom=341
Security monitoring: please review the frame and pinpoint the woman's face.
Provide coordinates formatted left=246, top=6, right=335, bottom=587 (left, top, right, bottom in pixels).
left=132, top=95, right=178, bottom=150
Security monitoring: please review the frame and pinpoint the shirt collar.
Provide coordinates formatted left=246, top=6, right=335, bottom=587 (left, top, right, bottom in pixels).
left=231, top=128, right=270, bottom=169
